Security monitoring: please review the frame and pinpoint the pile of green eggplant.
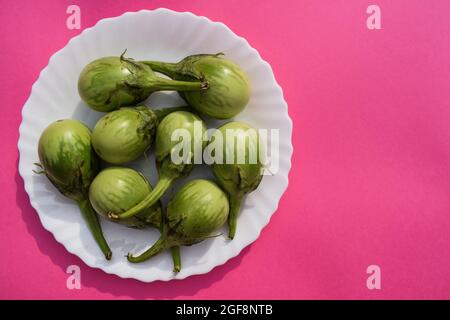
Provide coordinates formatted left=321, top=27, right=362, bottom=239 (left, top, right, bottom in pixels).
left=35, top=52, right=264, bottom=273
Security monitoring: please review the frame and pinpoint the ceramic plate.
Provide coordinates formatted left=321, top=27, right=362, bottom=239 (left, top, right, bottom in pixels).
left=18, top=9, right=292, bottom=282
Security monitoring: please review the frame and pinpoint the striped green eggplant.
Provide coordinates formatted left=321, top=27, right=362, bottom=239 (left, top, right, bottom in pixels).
left=37, top=119, right=112, bottom=260
left=92, top=106, right=187, bottom=164
left=209, top=122, right=264, bottom=240
left=142, top=53, right=251, bottom=119
left=88, top=167, right=162, bottom=229
left=127, top=179, right=229, bottom=272
left=78, top=53, right=208, bottom=112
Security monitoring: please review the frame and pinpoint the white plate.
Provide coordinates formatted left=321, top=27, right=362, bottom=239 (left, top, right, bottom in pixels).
left=18, top=9, right=292, bottom=282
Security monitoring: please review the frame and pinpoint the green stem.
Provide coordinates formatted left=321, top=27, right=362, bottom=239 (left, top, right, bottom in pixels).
left=171, top=246, right=181, bottom=273
left=109, top=176, right=174, bottom=220
left=142, top=61, right=179, bottom=78
left=77, top=199, right=112, bottom=260
left=154, top=106, right=190, bottom=122
left=228, top=194, right=244, bottom=240
left=127, top=235, right=172, bottom=263
left=152, top=76, right=207, bottom=92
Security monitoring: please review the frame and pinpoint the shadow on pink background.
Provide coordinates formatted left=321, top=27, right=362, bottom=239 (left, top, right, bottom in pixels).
left=1, top=0, right=450, bottom=299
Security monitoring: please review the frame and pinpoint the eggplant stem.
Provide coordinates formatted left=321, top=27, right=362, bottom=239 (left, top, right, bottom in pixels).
left=228, top=195, right=243, bottom=240
left=171, top=246, right=181, bottom=273
left=152, top=76, right=208, bottom=91
left=143, top=60, right=209, bottom=90
left=127, top=235, right=170, bottom=263
left=110, top=176, right=173, bottom=220
left=77, top=198, right=112, bottom=260
left=142, top=61, right=178, bottom=78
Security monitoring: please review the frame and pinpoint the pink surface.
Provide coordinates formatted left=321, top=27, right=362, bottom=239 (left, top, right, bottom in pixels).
left=1, top=0, right=450, bottom=299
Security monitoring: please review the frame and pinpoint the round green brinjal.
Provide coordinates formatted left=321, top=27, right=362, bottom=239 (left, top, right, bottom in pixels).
left=127, top=179, right=229, bottom=272
left=37, top=119, right=112, bottom=260
left=142, top=53, right=250, bottom=119
left=209, top=121, right=264, bottom=240
left=89, top=167, right=162, bottom=229
left=78, top=54, right=208, bottom=112
left=89, top=166, right=181, bottom=271
left=92, top=106, right=187, bottom=164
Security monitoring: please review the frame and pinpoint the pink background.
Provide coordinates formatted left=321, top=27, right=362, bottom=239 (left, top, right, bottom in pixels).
left=1, top=0, right=450, bottom=299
